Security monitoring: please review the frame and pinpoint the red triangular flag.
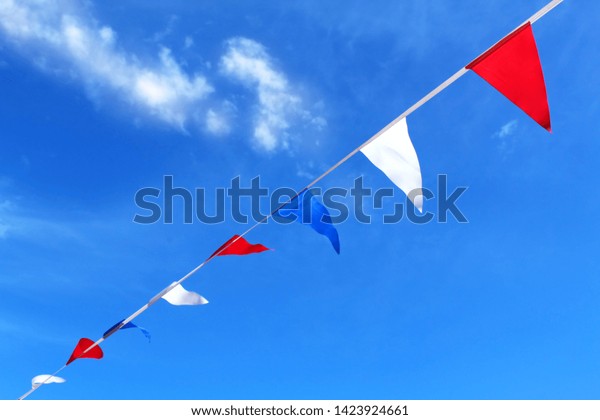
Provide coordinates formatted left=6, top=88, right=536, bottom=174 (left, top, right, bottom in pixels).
left=210, top=235, right=270, bottom=258
left=467, top=22, right=551, bottom=131
left=66, top=338, right=104, bottom=365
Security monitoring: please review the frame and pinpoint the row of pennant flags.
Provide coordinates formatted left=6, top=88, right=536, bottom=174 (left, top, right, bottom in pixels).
left=22, top=1, right=561, bottom=398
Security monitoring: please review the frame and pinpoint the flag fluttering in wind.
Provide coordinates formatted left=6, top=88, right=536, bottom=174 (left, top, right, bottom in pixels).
left=31, top=375, right=65, bottom=389
left=120, top=321, right=151, bottom=342
left=360, top=117, right=423, bottom=212
left=161, top=283, right=209, bottom=306
left=66, top=338, right=104, bottom=365
left=103, top=320, right=151, bottom=342
left=467, top=22, right=551, bottom=131
left=278, top=190, right=340, bottom=254
left=210, top=235, right=270, bottom=258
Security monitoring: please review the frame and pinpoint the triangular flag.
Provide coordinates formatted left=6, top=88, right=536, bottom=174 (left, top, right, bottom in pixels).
left=360, top=117, right=423, bottom=212
left=278, top=190, right=341, bottom=254
left=31, top=374, right=65, bottom=389
left=210, top=235, right=270, bottom=258
left=121, top=321, right=151, bottom=342
left=161, top=283, right=209, bottom=306
left=467, top=22, right=551, bottom=131
left=66, top=338, right=103, bottom=365
left=103, top=320, right=151, bottom=342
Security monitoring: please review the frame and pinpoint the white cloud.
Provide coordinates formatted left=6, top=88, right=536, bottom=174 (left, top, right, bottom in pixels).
left=205, top=108, right=230, bottom=135
left=0, top=200, right=13, bottom=238
left=0, top=208, right=79, bottom=242
left=0, top=0, right=212, bottom=130
left=0, top=197, right=84, bottom=242
left=201, top=100, right=235, bottom=136
left=494, top=120, right=520, bottom=158
left=0, top=222, right=8, bottom=238
left=296, top=161, right=317, bottom=180
left=149, top=14, right=178, bottom=43
left=0, top=1, right=326, bottom=152
left=0, top=316, right=70, bottom=345
left=494, top=119, right=519, bottom=139
left=220, top=37, right=318, bottom=151
left=0, top=200, right=15, bottom=239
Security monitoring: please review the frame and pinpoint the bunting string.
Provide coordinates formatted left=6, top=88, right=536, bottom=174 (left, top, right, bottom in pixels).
left=18, top=0, right=563, bottom=399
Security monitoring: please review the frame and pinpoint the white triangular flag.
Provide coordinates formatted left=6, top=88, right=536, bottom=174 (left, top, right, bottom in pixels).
left=161, top=283, right=209, bottom=306
left=32, top=374, right=66, bottom=389
left=360, top=117, right=423, bottom=212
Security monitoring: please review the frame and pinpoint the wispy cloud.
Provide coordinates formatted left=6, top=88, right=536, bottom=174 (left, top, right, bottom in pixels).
left=0, top=220, right=8, bottom=238
left=0, top=0, right=212, bottom=130
left=204, top=103, right=234, bottom=136
left=0, top=316, right=70, bottom=345
left=494, top=119, right=519, bottom=139
left=0, top=199, right=13, bottom=239
left=220, top=37, right=321, bottom=151
left=296, top=161, right=318, bottom=180
left=493, top=119, right=520, bottom=158
left=149, top=14, right=178, bottom=43
left=184, top=35, right=194, bottom=49
left=0, top=1, right=325, bottom=149
left=0, top=198, right=82, bottom=243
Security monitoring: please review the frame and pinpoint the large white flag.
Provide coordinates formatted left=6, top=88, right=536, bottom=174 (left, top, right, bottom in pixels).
left=161, top=283, right=209, bottom=306
left=31, top=374, right=66, bottom=389
left=360, top=117, right=423, bottom=212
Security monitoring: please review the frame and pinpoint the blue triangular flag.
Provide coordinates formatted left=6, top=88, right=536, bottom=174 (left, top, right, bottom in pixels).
left=278, top=190, right=340, bottom=254
left=122, top=322, right=151, bottom=342
left=103, top=319, right=151, bottom=342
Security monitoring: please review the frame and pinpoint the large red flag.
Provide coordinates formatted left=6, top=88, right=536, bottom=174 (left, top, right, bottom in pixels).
left=467, top=22, right=551, bottom=131
left=210, top=235, right=270, bottom=258
left=66, top=338, right=104, bottom=365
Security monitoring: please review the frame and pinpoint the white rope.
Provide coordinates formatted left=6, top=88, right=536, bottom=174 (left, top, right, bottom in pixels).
left=530, top=0, right=563, bottom=25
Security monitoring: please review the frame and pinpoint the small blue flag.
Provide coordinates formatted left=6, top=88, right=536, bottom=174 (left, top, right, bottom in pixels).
left=277, top=190, right=340, bottom=254
left=103, top=320, right=151, bottom=342
left=122, top=322, right=151, bottom=342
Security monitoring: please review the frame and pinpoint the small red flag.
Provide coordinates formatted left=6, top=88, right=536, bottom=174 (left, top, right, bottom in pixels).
left=210, top=235, right=270, bottom=258
left=66, top=338, right=104, bottom=365
left=467, top=22, right=551, bottom=131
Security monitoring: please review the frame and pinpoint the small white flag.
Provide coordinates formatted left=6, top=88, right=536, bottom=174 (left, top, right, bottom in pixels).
left=361, top=117, right=423, bottom=212
left=31, top=374, right=66, bottom=389
left=161, top=283, right=209, bottom=306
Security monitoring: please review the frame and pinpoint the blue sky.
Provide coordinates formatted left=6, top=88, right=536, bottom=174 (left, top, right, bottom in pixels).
left=1, top=0, right=599, bottom=399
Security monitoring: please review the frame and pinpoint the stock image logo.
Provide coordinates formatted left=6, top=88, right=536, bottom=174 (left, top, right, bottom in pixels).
left=133, top=175, right=468, bottom=226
